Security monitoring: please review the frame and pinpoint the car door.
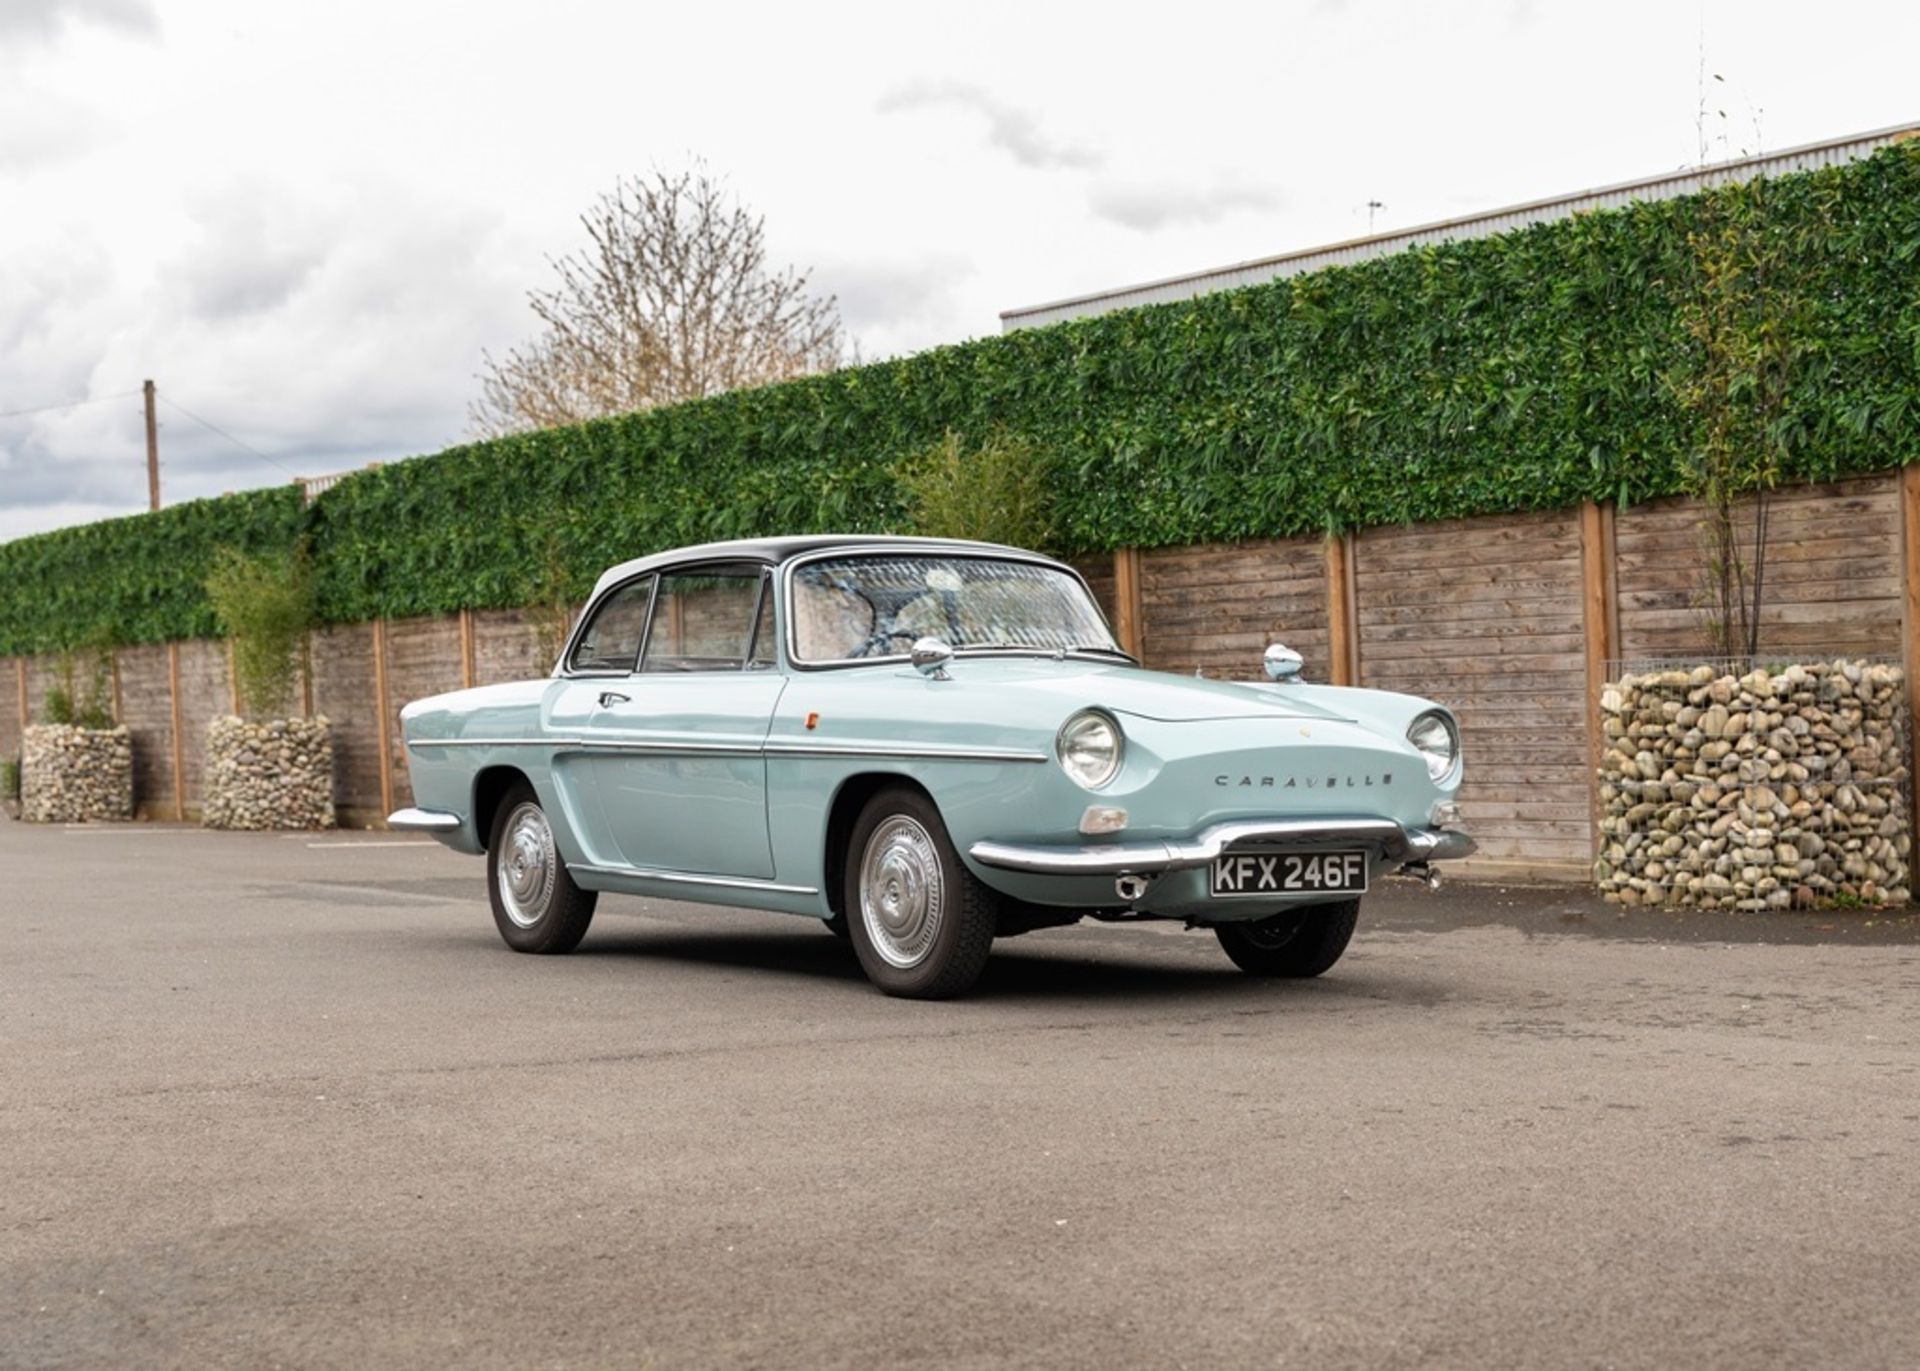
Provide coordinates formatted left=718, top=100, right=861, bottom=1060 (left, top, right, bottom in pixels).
left=587, top=564, right=785, bottom=879
left=543, top=572, right=657, bottom=867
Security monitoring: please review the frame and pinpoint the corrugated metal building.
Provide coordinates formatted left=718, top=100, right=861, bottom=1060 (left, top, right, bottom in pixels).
left=1000, top=121, right=1920, bottom=332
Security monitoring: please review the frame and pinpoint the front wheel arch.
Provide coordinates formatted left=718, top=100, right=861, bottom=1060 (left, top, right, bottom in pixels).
left=822, top=772, right=935, bottom=922
left=842, top=784, right=998, bottom=998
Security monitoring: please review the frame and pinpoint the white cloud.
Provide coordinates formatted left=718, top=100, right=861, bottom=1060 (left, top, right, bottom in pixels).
left=1088, top=179, right=1283, bottom=234
left=0, top=176, right=530, bottom=522
left=0, top=0, right=156, bottom=43
left=876, top=79, right=1102, bottom=171
left=0, top=497, right=130, bottom=542
left=814, top=253, right=975, bottom=361
left=0, top=85, right=108, bottom=172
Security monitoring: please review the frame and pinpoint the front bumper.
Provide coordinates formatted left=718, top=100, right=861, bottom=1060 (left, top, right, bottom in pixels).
left=968, top=815, right=1475, bottom=877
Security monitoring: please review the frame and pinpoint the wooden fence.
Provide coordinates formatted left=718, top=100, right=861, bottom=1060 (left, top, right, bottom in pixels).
left=2, top=471, right=1914, bottom=879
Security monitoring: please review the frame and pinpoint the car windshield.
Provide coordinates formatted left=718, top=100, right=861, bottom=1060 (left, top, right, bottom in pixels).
left=789, top=554, right=1120, bottom=663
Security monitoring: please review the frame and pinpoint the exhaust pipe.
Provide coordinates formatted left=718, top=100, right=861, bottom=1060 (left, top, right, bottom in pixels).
left=1402, top=862, right=1442, bottom=891
left=1114, top=874, right=1152, bottom=902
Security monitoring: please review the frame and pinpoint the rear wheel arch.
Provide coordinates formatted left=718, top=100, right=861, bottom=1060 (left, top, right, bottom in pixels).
left=473, top=765, right=532, bottom=851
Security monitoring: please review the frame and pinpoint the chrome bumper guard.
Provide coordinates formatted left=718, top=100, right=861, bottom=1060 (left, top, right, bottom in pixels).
left=968, top=816, right=1476, bottom=877
left=388, top=806, right=463, bottom=833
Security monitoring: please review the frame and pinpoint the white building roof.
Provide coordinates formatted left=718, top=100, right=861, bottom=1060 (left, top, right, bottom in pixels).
left=999, top=122, right=1920, bottom=332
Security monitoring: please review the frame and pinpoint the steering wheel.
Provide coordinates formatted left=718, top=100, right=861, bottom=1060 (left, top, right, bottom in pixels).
left=855, top=628, right=921, bottom=659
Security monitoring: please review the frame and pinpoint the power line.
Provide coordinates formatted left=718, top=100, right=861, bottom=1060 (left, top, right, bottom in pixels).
left=155, top=394, right=301, bottom=479
left=0, top=389, right=141, bottom=422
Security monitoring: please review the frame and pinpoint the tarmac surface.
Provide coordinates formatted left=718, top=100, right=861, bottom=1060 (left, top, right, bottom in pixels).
left=4, top=816, right=1919, bottom=1369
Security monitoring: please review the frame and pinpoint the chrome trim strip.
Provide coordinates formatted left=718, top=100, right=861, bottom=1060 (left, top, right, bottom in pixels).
left=572, top=739, right=765, bottom=757
left=780, top=545, right=1121, bottom=670
left=968, top=817, right=1476, bottom=876
left=408, top=738, right=555, bottom=749
left=567, top=862, right=818, bottom=896
left=408, top=737, right=1040, bottom=763
left=387, top=806, right=463, bottom=832
left=763, top=741, right=1048, bottom=763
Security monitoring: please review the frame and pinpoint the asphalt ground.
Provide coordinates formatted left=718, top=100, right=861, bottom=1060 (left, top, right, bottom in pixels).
left=4, top=817, right=1919, bottom=1369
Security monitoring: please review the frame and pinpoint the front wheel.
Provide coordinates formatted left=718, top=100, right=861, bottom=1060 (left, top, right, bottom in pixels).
left=1214, top=898, right=1359, bottom=978
left=487, top=784, right=598, bottom=954
left=843, top=787, right=998, bottom=999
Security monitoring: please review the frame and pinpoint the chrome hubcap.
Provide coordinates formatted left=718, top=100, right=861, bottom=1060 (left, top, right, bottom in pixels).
left=859, top=815, right=943, bottom=969
left=498, top=802, right=556, bottom=929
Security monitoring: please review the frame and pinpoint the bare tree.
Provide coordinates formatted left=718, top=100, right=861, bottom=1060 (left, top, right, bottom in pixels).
left=472, top=167, right=848, bottom=435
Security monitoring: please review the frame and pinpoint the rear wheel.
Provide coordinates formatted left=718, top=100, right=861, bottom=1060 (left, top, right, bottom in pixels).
left=487, top=784, right=597, bottom=954
left=843, top=787, right=998, bottom=999
left=1214, top=898, right=1359, bottom=978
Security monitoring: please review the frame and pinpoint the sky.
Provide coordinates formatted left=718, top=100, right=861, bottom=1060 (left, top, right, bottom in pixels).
left=2, top=0, right=1917, bottom=542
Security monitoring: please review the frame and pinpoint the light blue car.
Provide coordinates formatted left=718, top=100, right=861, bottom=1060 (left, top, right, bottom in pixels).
left=391, top=536, right=1473, bottom=998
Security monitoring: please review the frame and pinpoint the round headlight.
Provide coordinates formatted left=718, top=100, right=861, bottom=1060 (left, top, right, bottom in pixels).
left=1057, top=710, right=1123, bottom=790
left=1408, top=711, right=1459, bottom=783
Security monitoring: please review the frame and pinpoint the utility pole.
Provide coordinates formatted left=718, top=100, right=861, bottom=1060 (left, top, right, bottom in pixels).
left=143, top=379, right=161, bottom=511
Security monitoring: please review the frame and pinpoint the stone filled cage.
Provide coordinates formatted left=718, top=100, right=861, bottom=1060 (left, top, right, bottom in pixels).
left=1594, top=654, right=1911, bottom=910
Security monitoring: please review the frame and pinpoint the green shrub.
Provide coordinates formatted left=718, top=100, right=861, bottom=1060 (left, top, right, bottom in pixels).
left=39, top=639, right=114, bottom=729
left=1, top=757, right=17, bottom=802
left=898, top=429, right=1056, bottom=550
left=521, top=529, right=593, bottom=674
left=40, top=685, right=74, bottom=727
left=205, top=541, right=316, bottom=717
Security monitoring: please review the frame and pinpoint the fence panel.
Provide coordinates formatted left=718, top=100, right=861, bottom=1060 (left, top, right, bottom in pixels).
left=1356, top=509, right=1591, bottom=876
left=1616, top=474, right=1902, bottom=660
left=383, top=616, right=464, bottom=810
left=1140, top=538, right=1329, bottom=681
left=310, top=623, right=384, bottom=825
left=117, top=644, right=177, bottom=818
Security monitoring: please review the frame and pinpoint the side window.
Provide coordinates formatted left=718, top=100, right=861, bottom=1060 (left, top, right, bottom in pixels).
left=568, top=577, right=653, bottom=674
left=749, top=580, right=777, bottom=669
left=642, top=567, right=764, bottom=673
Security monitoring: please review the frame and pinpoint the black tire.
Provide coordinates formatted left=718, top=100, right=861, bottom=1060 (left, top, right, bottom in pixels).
left=1214, top=898, right=1359, bottom=978
left=842, top=786, right=998, bottom=999
left=822, top=912, right=851, bottom=941
left=487, top=782, right=598, bottom=954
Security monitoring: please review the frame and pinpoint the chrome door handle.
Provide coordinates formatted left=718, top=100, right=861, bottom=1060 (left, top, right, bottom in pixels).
left=597, top=691, right=630, bottom=708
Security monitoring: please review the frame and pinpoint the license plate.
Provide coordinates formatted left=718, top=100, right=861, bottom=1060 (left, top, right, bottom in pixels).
left=1210, top=850, right=1368, bottom=898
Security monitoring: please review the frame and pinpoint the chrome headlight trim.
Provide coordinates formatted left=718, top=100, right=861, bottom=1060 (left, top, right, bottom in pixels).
left=1407, top=710, right=1460, bottom=785
left=1056, top=709, right=1124, bottom=791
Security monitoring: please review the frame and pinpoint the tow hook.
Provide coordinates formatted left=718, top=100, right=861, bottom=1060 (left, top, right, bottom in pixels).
left=1114, top=873, right=1153, bottom=902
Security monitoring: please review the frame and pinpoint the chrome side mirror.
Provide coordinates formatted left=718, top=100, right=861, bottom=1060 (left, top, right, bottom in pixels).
left=1263, top=643, right=1304, bottom=682
left=911, top=637, right=955, bottom=680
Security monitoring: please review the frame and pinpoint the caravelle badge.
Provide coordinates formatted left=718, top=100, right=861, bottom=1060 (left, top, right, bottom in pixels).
left=1215, top=772, right=1393, bottom=789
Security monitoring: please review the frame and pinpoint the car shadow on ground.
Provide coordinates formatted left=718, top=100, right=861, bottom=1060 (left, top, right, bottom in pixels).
left=567, top=923, right=1415, bottom=1006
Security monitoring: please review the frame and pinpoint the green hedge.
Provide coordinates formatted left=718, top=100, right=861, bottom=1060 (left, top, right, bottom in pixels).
left=0, top=485, right=304, bottom=652
left=5, top=143, right=1919, bottom=653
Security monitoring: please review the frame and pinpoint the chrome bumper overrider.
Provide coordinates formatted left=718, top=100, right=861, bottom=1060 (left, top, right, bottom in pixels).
left=967, top=816, right=1476, bottom=877
left=388, top=807, right=463, bottom=833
